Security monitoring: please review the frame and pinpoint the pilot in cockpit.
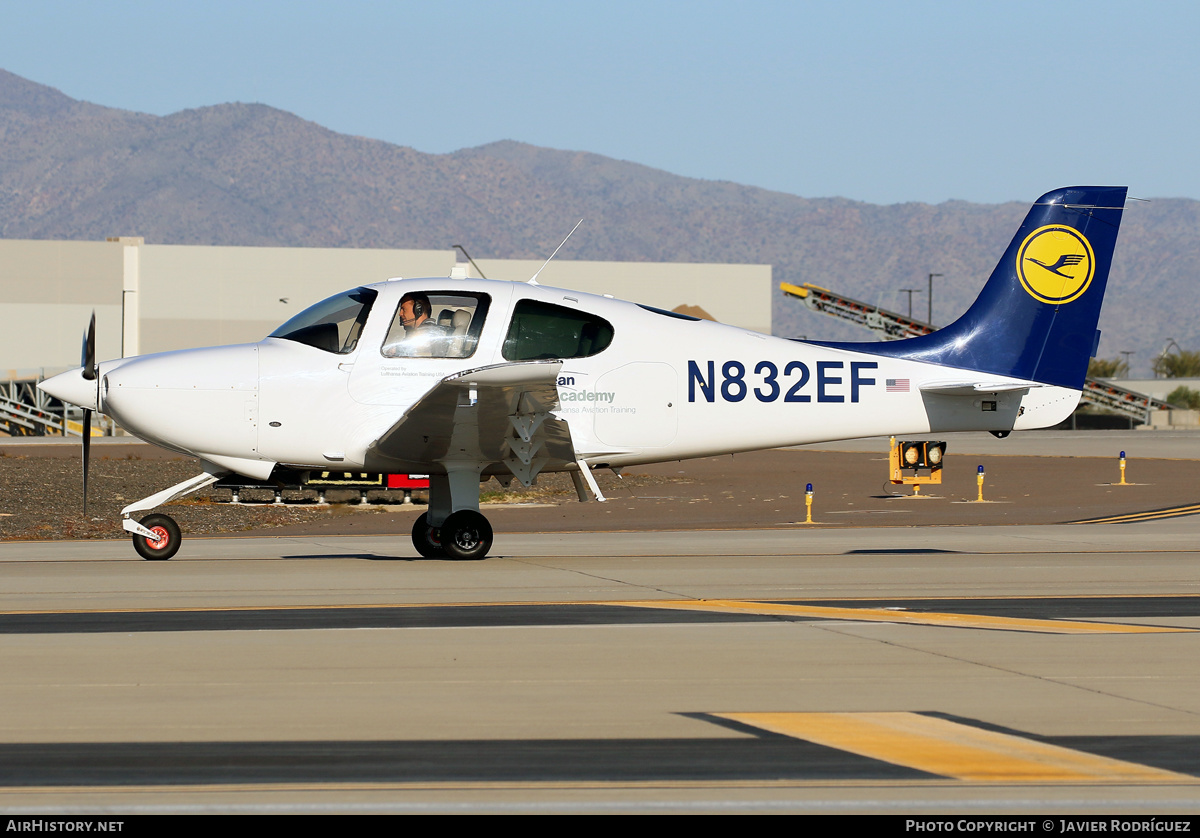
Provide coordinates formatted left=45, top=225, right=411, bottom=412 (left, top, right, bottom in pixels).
left=383, top=292, right=450, bottom=357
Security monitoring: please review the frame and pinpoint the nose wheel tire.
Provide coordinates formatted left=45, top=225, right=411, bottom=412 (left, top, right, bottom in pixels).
left=440, top=510, right=493, bottom=561
left=411, top=512, right=446, bottom=558
left=132, top=514, right=181, bottom=561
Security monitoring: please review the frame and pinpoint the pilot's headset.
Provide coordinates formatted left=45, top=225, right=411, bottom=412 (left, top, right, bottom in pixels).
left=403, top=294, right=429, bottom=325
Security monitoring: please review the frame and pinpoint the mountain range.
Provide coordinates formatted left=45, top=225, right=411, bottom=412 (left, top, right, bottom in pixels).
left=2, top=68, right=1197, bottom=374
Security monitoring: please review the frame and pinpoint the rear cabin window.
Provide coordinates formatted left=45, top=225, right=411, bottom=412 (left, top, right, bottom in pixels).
left=269, top=287, right=377, bottom=354
left=502, top=299, right=614, bottom=361
left=381, top=291, right=490, bottom=358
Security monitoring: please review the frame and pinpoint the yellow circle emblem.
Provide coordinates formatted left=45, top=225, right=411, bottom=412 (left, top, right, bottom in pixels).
left=1016, top=225, right=1095, bottom=304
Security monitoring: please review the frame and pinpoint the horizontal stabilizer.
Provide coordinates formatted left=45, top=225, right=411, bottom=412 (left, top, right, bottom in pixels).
left=919, top=381, right=1040, bottom=396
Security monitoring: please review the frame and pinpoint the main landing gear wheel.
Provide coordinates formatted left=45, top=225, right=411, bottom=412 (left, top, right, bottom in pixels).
left=411, top=512, right=446, bottom=559
left=132, top=514, right=181, bottom=561
left=440, top=510, right=493, bottom=561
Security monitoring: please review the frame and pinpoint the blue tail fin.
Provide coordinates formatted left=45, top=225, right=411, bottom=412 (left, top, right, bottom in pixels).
left=817, top=186, right=1127, bottom=389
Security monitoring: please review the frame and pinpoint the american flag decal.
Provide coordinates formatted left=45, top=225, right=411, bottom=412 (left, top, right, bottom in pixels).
left=886, top=378, right=910, bottom=392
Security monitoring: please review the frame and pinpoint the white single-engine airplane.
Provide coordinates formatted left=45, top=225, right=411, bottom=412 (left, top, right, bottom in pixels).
left=40, top=186, right=1127, bottom=560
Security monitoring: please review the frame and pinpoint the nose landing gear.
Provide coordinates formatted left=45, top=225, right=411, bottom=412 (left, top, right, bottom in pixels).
left=131, top=514, right=181, bottom=561
left=120, top=470, right=225, bottom=560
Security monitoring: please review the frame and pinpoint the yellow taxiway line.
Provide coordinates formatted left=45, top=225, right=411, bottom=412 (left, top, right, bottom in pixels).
left=623, top=599, right=1190, bottom=634
left=1071, top=504, right=1200, bottom=525
left=718, top=712, right=1193, bottom=784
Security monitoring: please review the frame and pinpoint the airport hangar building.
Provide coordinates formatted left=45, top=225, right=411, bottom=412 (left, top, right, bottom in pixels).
left=0, top=237, right=772, bottom=376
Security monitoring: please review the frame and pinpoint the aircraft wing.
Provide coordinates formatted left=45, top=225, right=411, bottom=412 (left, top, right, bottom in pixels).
left=366, top=360, right=577, bottom=484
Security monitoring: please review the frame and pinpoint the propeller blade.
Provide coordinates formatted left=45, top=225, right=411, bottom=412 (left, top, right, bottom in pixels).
left=82, top=408, right=92, bottom=515
left=79, top=313, right=97, bottom=515
left=81, top=311, right=96, bottom=381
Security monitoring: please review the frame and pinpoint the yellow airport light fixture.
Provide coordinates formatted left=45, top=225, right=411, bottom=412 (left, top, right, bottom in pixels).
left=889, top=437, right=947, bottom=496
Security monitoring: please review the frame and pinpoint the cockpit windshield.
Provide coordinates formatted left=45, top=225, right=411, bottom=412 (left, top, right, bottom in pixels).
left=269, top=287, right=378, bottom=354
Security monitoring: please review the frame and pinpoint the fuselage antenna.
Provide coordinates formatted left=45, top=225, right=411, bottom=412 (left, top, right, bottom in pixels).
left=452, top=244, right=488, bottom=279
left=528, top=219, right=584, bottom=286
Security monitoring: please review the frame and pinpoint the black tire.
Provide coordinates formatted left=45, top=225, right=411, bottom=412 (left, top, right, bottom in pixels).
left=411, top=512, right=446, bottom=558
left=440, top=510, right=493, bottom=561
left=132, top=514, right=181, bottom=561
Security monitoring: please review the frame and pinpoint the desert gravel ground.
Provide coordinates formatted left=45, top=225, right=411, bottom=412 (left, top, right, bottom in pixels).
left=0, top=440, right=675, bottom=541
left=3, top=436, right=1199, bottom=543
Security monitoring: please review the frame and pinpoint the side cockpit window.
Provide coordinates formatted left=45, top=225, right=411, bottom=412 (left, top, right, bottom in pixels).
left=269, top=287, right=377, bottom=354
left=381, top=291, right=491, bottom=358
left=502, top=299, right=614, bottom=361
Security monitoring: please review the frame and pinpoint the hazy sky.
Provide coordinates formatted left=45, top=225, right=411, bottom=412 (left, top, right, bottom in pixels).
left=2, top=0, right=1196, bottom=205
